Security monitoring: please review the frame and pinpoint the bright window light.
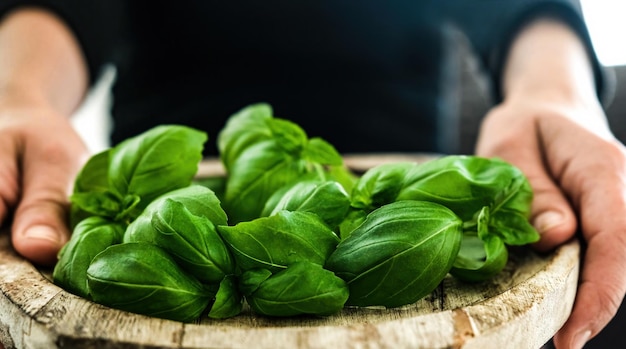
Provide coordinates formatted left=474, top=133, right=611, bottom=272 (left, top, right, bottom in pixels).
left=581, top=1, right=626, bottom=66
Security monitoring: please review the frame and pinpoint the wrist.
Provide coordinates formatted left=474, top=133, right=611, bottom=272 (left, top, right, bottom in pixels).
left=504, top=85, right=603, bottom=113
left=0, top=7, right=88, bottom=116
left=502, top=18, right=601, bottom=111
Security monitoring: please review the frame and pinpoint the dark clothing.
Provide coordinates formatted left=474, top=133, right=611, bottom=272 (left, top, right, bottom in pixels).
left=0, top=1, right=605, bottom=155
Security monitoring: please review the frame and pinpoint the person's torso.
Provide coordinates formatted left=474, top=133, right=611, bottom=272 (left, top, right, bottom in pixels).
left=111, top=1, right=460, bottom=155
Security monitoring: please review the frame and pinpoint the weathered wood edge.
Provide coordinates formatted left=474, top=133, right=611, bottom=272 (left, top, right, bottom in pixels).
left=0, top=234, right=579, bottom=349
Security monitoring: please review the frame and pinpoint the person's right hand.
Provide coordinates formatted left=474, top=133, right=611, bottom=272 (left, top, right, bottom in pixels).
left=0, top=97, right=89, bottom=266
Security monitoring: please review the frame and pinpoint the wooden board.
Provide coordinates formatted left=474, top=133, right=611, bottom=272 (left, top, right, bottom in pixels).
left=0, top=154, right=580, bottom=349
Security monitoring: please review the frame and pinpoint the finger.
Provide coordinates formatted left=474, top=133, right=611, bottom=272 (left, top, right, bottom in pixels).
left=11, top=130, right=88, bottom=266
left=552, top=143, right=626, bottom=349
left=520, top=163, right=577, bottom=251
left=0, top=136, right=19, bottom=225
left=554, top=231, right=626, bottom=348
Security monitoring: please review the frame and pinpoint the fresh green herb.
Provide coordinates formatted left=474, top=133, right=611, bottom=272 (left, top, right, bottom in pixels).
left=243, top=261, right=349, bottom=317
left=217, top=104, right=355, bottom=223
left=124, top=186, right=233, bottom=284
left=53, top=216, right=124, bottom=298
left=70, top=125, right=207, bottom=225
left=326, top=200, right=463, bottom=307
left=55, top=103, right=540, bottom=323
left=261, top=179, right=351, bottom=230
left=86, top=242, right=213, bottom=322
left=208, top=275, right=244, bottom=319
left=217, top=210, right=340, bottom=273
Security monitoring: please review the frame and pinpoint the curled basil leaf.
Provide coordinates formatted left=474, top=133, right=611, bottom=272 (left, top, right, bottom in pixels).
left=350, top=161, right=416, bottom=211
left=326, top=200, right=463, bottom=308
left=126, top=199, right=233, bottom=284
left=244, top=261, right=349, bottom=317
left=87, top=242, right=212, bottom=323
left=262, top=180, right=350, bottom=230
left=397, top=156, right=533, bottom=225
left=134, top=185, right=228, bottom=227
left=217, top=211, right=340, bottom=273
left=53, top=216, right=124, bottom=299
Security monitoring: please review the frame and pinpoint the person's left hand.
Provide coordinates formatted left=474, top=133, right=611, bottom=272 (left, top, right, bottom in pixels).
left=475, top=95, right=626, bottom=349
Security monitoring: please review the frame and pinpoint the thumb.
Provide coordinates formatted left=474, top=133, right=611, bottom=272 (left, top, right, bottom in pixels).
left=526, top=168, right=578, bottom=252
left=11, top=139, right=87, bottom=266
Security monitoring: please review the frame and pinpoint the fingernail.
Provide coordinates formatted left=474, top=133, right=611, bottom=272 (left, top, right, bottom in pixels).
left=532, top=211, right=564, bottom=234
left=572, top=330, right=591, bottom=349
left=23, top=225, right=61, bottom=244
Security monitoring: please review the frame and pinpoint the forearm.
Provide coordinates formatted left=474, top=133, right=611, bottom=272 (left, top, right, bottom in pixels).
left=0, top=7, right=88, bottom=115
left=502, top=17, right=601, bottom=110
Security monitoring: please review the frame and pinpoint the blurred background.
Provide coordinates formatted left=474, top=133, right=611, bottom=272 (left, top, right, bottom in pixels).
left=68, top=2, right=626, bottom=347
left=70, top=0, right=626, bottom=154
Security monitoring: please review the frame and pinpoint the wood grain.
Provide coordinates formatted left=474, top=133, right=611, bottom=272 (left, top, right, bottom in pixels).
left=0, top=154, right=580, bottom=349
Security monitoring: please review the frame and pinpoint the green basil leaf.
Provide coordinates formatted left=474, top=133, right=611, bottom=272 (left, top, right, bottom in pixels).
left=69, top=191, right=123, bottom=220
left=324, top=162, right=358, bottom=195
left=150, top=185, right=228, bottom=226
left=223, top=140, right=307, bottom=223
left=301, top=137, right=343, bottom=166
left=350, top=162, right=416, bottom=210
left=208, top=275, right=243, bottom=319
left=86, top=242, right=212, bottom=323
left=70, top=149, right=114, bottom=227
left=268, top=118, right=308, bottom=155
left=53, top=216, right=124, bottom=299
left=124, top=187, right=233, bottom=283
left=396, top=156, right=500, bottom=215
left=261, top=180, right=350, bottom=230
left=396, top=156, right=538, bottom=246
left=337, top=208, right=368, bottom=240
left=108, top=125, right=207, bottom=215
left=217, top=103, right=274, bottom=170
left=490, top=210, right=539, bottom=245
left=450, top=234, right=508, bottom=282
left=486, top=176, right=539, bottom=245
left=246, top=261, right=349, bottom=317
left=217, top=211, right=340, bottom=272
left=239, top=269, right=273, bottom=296
left=396, top=156, right=501, bottom=221
left=325, top=200, right=463, bottom=308
left=73, top=149, right=111, bottom=194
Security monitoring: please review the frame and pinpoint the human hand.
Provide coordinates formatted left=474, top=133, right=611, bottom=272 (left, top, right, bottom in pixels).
left=0, top=98, right=89, bottom=266
left=475, top=96, right=626, bottom=348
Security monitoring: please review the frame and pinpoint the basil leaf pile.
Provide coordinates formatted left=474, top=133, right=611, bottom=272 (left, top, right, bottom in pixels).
left=217, top=103, right=356, bottom=223
left=54, top=103, right=540, bottom=323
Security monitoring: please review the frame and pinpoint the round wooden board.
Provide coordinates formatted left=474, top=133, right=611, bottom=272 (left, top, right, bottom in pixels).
left=0, top=154, right=580, bottom=349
